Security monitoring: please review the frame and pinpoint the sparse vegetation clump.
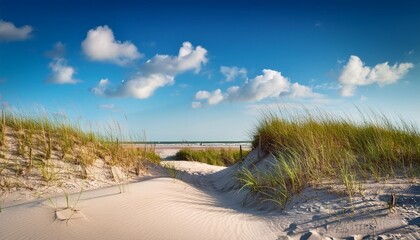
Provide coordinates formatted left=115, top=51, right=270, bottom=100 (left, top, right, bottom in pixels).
left=162, top=163, right=179, bottom=179
left=0, top=110, right=160, bottom=193
left=175, top=148, right=249, bottom=166
left=238, top=109, right=420, bottom=206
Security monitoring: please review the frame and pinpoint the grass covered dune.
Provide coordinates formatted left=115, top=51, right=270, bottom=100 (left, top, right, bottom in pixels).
left=0, top=110, right=160, bottom=203
left=237, top=109, right=420, bottom=205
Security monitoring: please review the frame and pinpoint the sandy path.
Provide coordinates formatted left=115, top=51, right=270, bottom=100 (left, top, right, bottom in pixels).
left=0, top=177, right=283, bottom=240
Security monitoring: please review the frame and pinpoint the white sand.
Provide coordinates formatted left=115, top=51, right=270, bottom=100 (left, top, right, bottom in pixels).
left=1, top=147, right=419, bottom=239
left=1, top=177, right=283, bottom=240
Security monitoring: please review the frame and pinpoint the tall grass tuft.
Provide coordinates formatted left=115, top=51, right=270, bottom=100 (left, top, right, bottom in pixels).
left=0, top=110, right=6, bottom=147
left=163, top=163, right=179, bottom=179
left=240, top=108, right=420, bottom=206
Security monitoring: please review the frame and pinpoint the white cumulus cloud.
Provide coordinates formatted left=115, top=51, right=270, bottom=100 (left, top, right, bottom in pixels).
left=227, top=69, right=291, bottom=101
left=91, top=79, right=111, bottom=96
left=142, top=42, right=207, bottom=75
left=0, top=20, right=32, bottom=41
left=82, top=25, right=142, bottom=65
left=220, top=66, right=247, bottom=81
left=338, top=55, right=413, bottom=97
left=47, top=58, right=78, bottom=84
left=193, top=69, right=321, bottom=108
left=290, top=82, right=321, bottom=98
left=46, top=42, right=78, bottom=84
left=195, top=89, right=224, bottom=105
left=120, top=74, right=174, bottom=99
left=92, top=42, right=208, bottom=98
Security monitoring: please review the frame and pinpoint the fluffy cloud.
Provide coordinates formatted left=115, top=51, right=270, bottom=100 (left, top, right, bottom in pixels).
left=92, top=42, right=208, bottom=98
left=119, top=74, right=174, bottom=99
left=338, top=55, right=413, bottom=96
left=47, top=58, right=78, bottom=84
left=91, top=79, right=111, bottom=96
left=82, top=25, right=142, bottom=65
left=195, top=89, right=224, bottom=105
left=142, top=42, right=207, bottom=75
left=220, top=66, right=247, bottom=81
left=290, top=83, right=321, bottom=98
left=227, top=69, right=291, bottom=101
left=194, top=69, right=321, bottom=107
left=0, top=20, right=32, bottom=41
left=46, top=42, right=78, bottom=84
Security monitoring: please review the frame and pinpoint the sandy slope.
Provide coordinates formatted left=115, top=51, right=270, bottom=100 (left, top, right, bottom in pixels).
left=166, top=160, right=420, bottom=240
left=1, top=148, right=419, bottom=240
left=1, top=177, right=284, bottom=240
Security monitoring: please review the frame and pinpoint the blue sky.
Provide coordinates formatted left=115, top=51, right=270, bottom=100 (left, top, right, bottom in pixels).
left=0, top=0, right=419, bottom=141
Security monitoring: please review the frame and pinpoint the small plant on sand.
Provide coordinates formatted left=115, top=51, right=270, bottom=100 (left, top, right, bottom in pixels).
left=64, top=188, right=83, bottom=210
left=277, top=153, right=304, bottom=194
left=63, top=189, right=70, bottom=209
left=46, top=195, right=57, bottom=209
left=340, top=166, right=357, bottom=199
left=163, top=163, right=179, bottom=179
left=47, top=188, right=83, bottom=223
left=237, top=166, right=291, bottom=207
left=237, top=168, right=261, bottom=193
left=0, top=199, right=3, bottom=213
left=116, top=182, right=129, bottom=193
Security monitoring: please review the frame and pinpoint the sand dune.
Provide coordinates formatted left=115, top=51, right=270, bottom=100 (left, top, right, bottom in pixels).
left=1, top=148, right=419, bottom=239
left=1, top=177, right=283, bottom=240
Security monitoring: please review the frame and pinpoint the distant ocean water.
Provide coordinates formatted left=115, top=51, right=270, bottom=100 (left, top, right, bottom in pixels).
left=129, top=141, right=252, bottom=147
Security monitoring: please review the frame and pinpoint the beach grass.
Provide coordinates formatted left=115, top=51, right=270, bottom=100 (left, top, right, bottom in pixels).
left=162, top=162, right=179, bottom=179
left=238, top=108, right=420, bottom=206
left=175, top=148, right=249, bottom=166
left=0, top=110, right=160, bottom=191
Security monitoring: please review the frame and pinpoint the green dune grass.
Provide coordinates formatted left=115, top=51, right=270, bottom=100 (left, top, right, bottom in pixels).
left=238, top=109, right=420, bottom=206
left=175, top=148, right=249, bottom=166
